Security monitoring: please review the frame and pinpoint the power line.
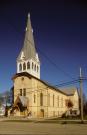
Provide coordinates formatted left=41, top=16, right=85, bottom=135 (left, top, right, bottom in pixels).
left=3, top=14, right=78, bottom=81
left=54, top=76, right=87, bottom=87
left=36, top=46, right=76, bottom=80
left=55, top=79, right=79, bottom=87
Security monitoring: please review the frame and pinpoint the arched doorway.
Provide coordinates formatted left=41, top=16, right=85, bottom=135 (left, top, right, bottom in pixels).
left=40, top=109, right=44, bottom=117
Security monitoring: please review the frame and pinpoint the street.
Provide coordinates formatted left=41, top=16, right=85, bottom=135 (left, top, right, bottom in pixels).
left=0, top=122, right=87, bottom=135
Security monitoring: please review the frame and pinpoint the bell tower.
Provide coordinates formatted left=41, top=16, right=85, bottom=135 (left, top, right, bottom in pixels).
left=17, top=14, right=40, bottom=79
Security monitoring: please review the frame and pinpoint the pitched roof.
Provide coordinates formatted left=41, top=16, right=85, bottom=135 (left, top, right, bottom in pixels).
left=17, top=14, right=36, bottom=61
left=60, top=88, right=77, bottom=96
left=12, top=72, right=72, bottom=96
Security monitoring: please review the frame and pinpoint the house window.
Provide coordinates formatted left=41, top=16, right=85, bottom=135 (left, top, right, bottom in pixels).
left=40, top=93, right=43, bottom=106
left=23, top=63, right=26, bottom=70
left=34, top=94, right=36, bottom=103
left=23, top=88, right=26, bottom=96
left=27, top=62, right=30, bottom=69
left=20, top=89, right=22, bottom=96
left=53, top=94, right=54, bottom=107
left=48, top=93, right=50, bottom=106
left=19, top=63, right=22, bottom=71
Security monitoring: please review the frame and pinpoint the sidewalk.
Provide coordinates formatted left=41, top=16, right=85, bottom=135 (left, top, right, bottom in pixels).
left=0, top=116, right=87, bottom=124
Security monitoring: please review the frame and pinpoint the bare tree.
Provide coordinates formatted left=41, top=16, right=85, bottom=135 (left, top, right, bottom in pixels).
left=65, top=99, right=73, bottom=109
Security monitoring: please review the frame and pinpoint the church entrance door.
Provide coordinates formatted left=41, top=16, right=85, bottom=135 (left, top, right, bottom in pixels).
left=40, top=109, right=44, bottom=117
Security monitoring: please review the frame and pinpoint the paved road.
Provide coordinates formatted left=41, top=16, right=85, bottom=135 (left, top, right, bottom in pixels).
left=0, top=122, right=87, bottom=135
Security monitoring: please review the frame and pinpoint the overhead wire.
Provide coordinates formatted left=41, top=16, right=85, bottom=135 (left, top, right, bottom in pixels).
left=55, top=79, right=79, bottom=87
left=3, top=14, right=78, bottom=82
left=35, top=41, right=76, bottom=80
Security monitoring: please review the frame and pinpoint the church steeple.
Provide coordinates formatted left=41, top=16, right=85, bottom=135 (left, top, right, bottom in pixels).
left=17, top=14, right=40, bottom=79
left=17, top=13, right=36, bottom=61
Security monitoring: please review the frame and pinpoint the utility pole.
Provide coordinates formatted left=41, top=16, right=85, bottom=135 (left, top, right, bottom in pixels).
left=79, top=67, right=83, bottom=122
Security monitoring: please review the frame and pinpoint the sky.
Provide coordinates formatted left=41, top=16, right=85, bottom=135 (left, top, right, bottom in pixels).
left=0, top=0, right=87, bottom=95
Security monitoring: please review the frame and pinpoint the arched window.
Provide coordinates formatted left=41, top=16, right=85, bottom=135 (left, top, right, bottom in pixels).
left=23, top=62, right=26, bottom=70
left=37, top=66, right=39, bottom=72
left=40, top=93, right=43, bottom=106
left=23, top=88, right=26, bottom=96
left=27, top=62, right=30, bottom=69
left=61, top=97, right=63, bottom=107
left=20, top=89, right=22, bottom=96
left=48, top=93, right=50, bottom=106
left=57, top=96, right=59, bottom=107
left=34, top=64, right=36, bottom=71
left=34, top=94, right=36, bottom=103
left=32, top=62, right=34, bottom=69
left=53, top=94, right=54, bottom=107
left=19, top=63, right=22, bottom=71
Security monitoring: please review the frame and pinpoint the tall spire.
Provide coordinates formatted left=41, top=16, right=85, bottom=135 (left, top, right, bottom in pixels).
left=17, top=13, right=36, bottom=61
left=25, top=13, right=35, bottom=48
left=17, top=14, right=40, bottom=79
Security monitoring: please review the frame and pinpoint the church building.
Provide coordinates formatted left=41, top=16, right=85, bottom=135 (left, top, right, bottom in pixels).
left=11, top=14, right=79, bottom=118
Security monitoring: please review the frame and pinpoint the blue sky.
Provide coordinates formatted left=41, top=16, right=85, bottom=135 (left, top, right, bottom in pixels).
left=0, top=0, right=87, bottom=95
